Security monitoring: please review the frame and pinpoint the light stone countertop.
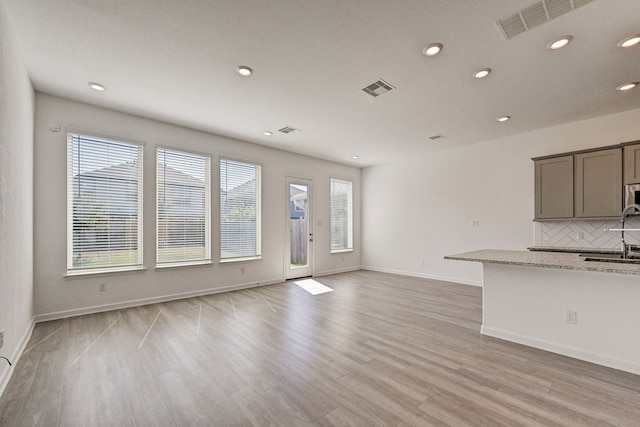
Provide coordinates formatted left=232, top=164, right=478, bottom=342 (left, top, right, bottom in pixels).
left=445, top=249, right=640, bottom=276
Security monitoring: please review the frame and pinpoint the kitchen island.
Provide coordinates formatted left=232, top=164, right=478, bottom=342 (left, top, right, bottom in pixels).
left=445, top=250, right=640, bottom=375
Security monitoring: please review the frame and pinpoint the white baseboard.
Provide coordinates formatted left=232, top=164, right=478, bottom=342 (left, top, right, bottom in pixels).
left=35, top=278, right=285, bottom=323
left=0, top=317, right=36, bottom=398
left=482, top=326, right=640, bottom=376
left=360, top=265, right=483, bottom=287
left=314, top=266, right=361, bottom=277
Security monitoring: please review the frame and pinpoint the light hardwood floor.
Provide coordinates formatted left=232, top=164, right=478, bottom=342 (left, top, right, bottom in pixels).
left=1, top=270, right=639, bottom=426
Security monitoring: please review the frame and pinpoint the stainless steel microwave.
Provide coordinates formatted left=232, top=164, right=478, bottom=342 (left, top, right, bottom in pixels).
left=625, top=183, right=640, bottom=209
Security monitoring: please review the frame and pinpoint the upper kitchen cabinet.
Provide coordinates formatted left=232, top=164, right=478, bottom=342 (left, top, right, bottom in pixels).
left=623, top=141, right=640, bottom=184
left=574, top=148, right=622, bottom=218
left=534, top=155, right=573, bottom=219
left=533, top=145, right=623, bottom=221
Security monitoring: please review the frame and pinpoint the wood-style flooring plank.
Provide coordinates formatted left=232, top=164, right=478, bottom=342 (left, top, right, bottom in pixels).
left=0, top=270, right=638, bottom=426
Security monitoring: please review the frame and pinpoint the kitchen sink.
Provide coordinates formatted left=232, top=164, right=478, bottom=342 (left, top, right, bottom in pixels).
left=581, top=254, right=640, bottom=264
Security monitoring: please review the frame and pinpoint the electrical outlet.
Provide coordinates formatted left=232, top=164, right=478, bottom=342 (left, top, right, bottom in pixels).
left=565, top=310, right=577, bottom=325
left=240, top=267, right=246, bottom=275
left=99, top=282, right=107, bottom=292
left=0, top=329, right=4, bottom=348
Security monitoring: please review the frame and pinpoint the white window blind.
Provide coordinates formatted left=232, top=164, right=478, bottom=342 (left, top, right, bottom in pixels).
left=220, top=159, right=261, bottom=260
left=157, top=148, right=211, bottom=266
left=67, top=133, right=143, bottom=273
left=330, top=178, right=353, bottom=252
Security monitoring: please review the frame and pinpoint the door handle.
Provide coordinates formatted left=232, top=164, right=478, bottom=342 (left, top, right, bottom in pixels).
left=309, top=233, right=313, bottom=242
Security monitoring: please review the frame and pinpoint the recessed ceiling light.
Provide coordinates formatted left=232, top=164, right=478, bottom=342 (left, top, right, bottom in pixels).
left=264, top=131, right=272, bottom=136
left=422, top=43, right=443, bottom=57
left=497, top=115, right=511, bottom=122
left=618, top=34, right=640, bottom=48
left=236, top=66, right=253, bottom=77
left=352, top=155, right=359, bottom=160
left=472, top=68, right=492, bottom=79
left=88, top=82, right=106, bottom=91
left=547, top=35, right=573, bottom=50
left=616, top=82, right=638, bottom=91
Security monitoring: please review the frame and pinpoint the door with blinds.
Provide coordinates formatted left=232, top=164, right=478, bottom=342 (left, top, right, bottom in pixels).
left=285, top=177, right=313, bottom=279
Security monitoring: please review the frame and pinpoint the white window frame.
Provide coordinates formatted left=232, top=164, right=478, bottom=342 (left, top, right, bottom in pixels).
left=330, top=178, right=353, bottom=253
left=156, top=147, right=212, bottom=268
left=219, top=158, right=262, bottom=262
left=66, top=131, right=144, bottom=275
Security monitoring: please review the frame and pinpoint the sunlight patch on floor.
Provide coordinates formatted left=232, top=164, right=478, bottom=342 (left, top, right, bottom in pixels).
left=294, top=279, right=333, bottom=295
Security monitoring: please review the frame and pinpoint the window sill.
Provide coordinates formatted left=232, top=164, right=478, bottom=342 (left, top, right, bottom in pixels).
left=155, top=260, right=213, bottom=270
left=65, top=266, right=146, bottom=279
left=220, top=256, right=261, bottom=264
left=331, top=249, right=354, bottom=254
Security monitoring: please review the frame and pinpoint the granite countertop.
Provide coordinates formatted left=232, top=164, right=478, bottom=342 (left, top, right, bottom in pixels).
left=445, top=249, right=640, bottom=276
left=527, top=246, right=620, bottom=254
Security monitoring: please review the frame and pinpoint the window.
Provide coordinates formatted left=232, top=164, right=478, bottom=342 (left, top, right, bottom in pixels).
left=67, top=133, right=143, bottom=274
left=220, top=159, right=261, bottom=260
left=330, top=178, right=353, bottom=252
left=157, top=148, right=211, bottom=266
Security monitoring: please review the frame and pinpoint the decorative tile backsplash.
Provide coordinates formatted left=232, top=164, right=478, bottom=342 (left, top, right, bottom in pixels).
left=536, top=217, right=640, bottom=249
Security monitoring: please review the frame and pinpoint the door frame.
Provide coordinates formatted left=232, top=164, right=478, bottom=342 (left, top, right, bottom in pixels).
left=284, top=176, right=314, bottom=279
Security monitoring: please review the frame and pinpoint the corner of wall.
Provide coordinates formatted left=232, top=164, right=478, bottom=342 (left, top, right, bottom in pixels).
left=0, top=0, right=36, bottom=398
left=0, top=317, right=35, bottom=397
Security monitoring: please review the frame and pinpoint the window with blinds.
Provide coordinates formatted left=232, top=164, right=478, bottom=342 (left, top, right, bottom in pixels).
left=67, top=132, right=144, bottom=273
left=157, top=148, right=211, bottom=266
left=220, top=159, right=261, bottom=261
left=330, top=178, right=353, bottom=252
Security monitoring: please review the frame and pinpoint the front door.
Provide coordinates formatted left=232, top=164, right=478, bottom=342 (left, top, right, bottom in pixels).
left=285, top=177, right=313, bottom=279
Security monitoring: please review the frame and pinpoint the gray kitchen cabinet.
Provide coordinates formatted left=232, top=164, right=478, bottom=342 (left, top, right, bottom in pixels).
left=534, top=155, right=574, bottom=219
left=623, top=141, right=640, bottom=184
left=534, top=145, right=623, bottom=221
left=574, top=148, right=622, bottom=218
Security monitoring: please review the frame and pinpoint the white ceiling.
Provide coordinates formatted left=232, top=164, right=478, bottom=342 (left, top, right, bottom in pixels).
left=3, top=0, right=639, bottom=166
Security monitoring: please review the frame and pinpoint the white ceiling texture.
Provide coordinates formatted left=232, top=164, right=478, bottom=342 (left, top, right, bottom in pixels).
left=3, top=0, right=639, bottom=166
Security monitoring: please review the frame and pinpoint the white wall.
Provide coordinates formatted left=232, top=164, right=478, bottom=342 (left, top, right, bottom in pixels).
left=362, top=108, right=640, bottom=286
left=0, top=1, right=35, bottom=393
left=483, top=263, right=640, bottom=375
left=34, top=94, right=361, bottom=319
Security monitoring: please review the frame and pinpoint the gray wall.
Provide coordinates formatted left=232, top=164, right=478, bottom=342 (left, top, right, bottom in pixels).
left=0, top=1, right=35, bottom=392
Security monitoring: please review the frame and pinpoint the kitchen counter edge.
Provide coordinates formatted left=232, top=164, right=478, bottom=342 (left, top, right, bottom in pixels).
left=445, top=249, right=640, bottom=276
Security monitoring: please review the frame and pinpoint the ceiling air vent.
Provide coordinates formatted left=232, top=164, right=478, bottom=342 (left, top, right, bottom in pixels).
left=278, top=126, right=300, bottom=134
left=362, top=79, right=395, bottom=97
left=496, top=0, right=595, bottom=40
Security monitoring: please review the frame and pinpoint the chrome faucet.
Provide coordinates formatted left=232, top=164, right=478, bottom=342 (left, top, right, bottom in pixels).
left=620, top=204, right=640, bottom=258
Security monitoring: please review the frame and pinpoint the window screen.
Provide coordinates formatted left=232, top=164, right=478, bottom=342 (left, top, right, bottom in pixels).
left=157, top=148, right=211, bottom=266
left=67, top=133, right=143, bottom=273
left=330, top=178, right=353, bottom=252
left=220, top=159, right=261, bottom=260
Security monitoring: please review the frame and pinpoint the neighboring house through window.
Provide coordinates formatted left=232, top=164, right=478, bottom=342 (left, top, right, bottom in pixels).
left=157, top=148, right=211, bottom=266
left=67, top=132, right=144, bottom=274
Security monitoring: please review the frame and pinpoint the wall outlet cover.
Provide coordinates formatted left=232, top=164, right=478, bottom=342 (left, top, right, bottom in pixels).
left=565, top=310, right=577, bottom=325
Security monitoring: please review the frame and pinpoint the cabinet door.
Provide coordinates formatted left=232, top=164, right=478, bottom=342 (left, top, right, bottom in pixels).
left=575, top=148, right=622, bottom=218
left=535, top=156, right=574, bottom=219
left=623, top=143, right=640, bottom=184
